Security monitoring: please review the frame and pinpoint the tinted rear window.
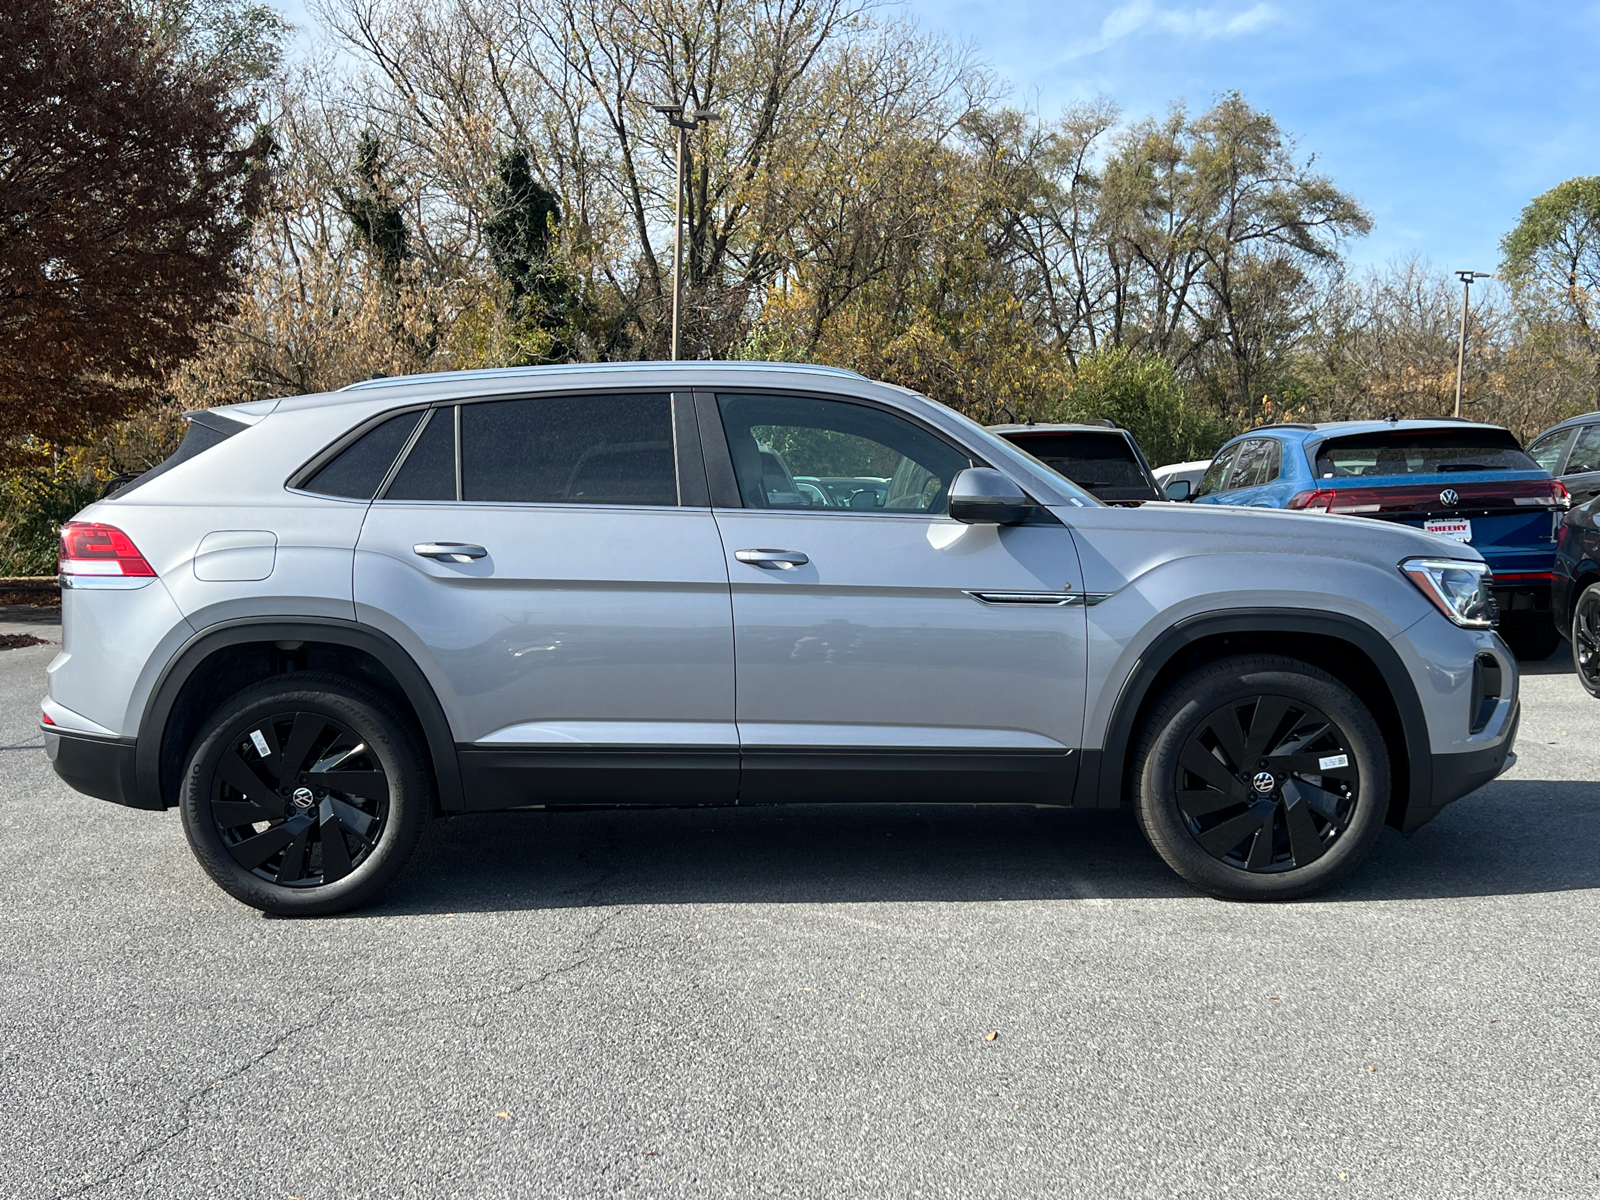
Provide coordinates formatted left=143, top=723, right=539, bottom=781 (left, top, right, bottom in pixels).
left=461, top=394, right=676, bottom=505
left=110, top=410, right=246, bottom=498
left=304, top=410, right=424, bottom=499
left=1314, top=430, right=1538, bottom=478
left=385, top=408, right=456, bottom=501
left=1009, top=433, right=1157, bottom=500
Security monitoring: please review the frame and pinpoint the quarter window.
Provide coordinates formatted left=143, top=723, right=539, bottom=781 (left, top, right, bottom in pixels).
left=716, top=393, right=971, bottom=515
left=303, top=410, right=424, bottom=499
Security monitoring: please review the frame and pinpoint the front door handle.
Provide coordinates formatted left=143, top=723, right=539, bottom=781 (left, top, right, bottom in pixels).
left=734, top=548, right=810, bottom=570
left=414, top=542, right=487, bottom=563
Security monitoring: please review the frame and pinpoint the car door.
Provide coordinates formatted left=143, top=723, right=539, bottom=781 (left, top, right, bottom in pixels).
left=354, top=391, right=737, bottom=807
left=700, top=390, right=1088, bottom=804
left=1561, top=424, right=1600, bottom=505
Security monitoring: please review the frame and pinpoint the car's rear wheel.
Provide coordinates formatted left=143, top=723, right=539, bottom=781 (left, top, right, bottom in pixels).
left=1573, top=583, right=1600, bottom=698
left=1500, top=617, right=1561, bottom=662
left=179, top=674, right=431, bottom=916
left=1133, top=655, right=1390, bottom=901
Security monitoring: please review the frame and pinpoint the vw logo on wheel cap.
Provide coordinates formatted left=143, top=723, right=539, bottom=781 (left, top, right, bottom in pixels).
left=1439, top=488, right=1460, bottom=506
left=291, top=786, right=316, bottom=809
left=1251, top=771, right=1277, bottom=794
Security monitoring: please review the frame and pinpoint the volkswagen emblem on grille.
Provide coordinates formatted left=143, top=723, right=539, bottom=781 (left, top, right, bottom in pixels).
left=1439, top=488, right=1459, bottom=506
left=1251, top=771, right=1277, bottom=794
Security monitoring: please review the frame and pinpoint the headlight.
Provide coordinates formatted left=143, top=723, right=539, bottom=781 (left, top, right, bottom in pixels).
left=1401, top=558, right=1496, bottom=629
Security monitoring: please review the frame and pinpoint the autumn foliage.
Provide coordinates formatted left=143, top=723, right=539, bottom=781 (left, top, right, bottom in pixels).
left=0, top=0, right=268, bottom=448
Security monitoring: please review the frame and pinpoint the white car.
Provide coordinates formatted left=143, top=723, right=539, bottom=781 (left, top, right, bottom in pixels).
left=1153, top=459, right=1211, bottom=501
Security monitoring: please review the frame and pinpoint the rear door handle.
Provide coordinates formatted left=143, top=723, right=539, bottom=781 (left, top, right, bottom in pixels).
left=734, top=548, right=810, bottom=570
left=414, top=542, right=487, bottom=562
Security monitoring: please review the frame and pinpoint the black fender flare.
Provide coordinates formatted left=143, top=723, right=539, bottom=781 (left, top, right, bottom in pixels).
left=1081, top=609, right=1433, bottom=826
left=135, top=617, right=464, bottom=813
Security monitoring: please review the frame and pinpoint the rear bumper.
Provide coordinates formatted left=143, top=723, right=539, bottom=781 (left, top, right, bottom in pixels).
left=1402, top=702, right=1520, bottom=833
left=45, top=729, right=158, bottom=811
left=1491, top=578, right=1552, bottom=624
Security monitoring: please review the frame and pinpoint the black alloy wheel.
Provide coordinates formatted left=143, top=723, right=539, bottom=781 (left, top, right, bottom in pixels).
left=1174, top=694, right=1357, bottom=873
left=209, top=709, right=389, bottom=888
left=181, top=674, right=430, bottom=916
left=1575, top=583, right=1600, bottom=699
left=1133, top=655, right=1390, bottom=901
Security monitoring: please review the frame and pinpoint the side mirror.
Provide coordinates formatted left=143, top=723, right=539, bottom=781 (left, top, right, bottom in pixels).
left=948, top=468, right=1033, bottom=525
left=1163, top=479, right=1192, bottom=502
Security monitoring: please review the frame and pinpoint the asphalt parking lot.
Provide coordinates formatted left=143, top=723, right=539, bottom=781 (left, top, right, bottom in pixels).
left=3, top=615, right=1599, bottom=1199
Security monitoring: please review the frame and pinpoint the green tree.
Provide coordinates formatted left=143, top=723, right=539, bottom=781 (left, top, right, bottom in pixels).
left=484, top=148, right=575, bottom=364
left=1501, top=178, right=1600, bottom=349
left=340, top=131, right=410, bottom=284
left=1042, top=345, right=1230, bottom=466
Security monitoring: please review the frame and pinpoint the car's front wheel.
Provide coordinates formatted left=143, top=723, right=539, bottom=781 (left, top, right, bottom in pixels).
left=1132, top=655, right=1390, bottom=901
left=179, top=674, right=431, bottom=916
left=1573, top=583, right=1600, bottom=698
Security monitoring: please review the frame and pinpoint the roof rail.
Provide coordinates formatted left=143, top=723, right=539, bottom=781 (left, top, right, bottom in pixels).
left=339, top=360, right=869, bottom=392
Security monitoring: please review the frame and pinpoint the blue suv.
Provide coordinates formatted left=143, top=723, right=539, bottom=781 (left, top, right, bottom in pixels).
left=1192, top=419, right=1569, bottom=660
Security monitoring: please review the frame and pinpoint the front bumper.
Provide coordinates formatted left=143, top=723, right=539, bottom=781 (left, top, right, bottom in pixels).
left=1402, top=702, right=1520, bottom=833
left=45, top=729, right=157, bottom=810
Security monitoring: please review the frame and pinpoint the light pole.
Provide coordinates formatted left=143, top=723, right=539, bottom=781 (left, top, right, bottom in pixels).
left=1454, top=269, right=1491, bottom=418
left=653, top=101, right=719, bottom=360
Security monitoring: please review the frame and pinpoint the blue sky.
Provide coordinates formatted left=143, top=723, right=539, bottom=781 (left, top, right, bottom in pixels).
left=900, top=0, right=1599, bottom=272
left=276, top=0, right=1595, bottom=274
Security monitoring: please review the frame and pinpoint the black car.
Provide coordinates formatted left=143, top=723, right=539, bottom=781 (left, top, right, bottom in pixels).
left=988, top=422, right=1164, bottom=504
left=1527, top=412, right=1600, bottom=506
left=1555, top=492, right=1600, bottom=695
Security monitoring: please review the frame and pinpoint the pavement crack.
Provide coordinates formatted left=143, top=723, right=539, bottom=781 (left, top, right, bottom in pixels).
left=51, top=1001, right=337, bottom=1200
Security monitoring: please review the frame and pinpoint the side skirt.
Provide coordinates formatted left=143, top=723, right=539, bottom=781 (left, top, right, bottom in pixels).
left=455, top=747, right=1079, bottom=811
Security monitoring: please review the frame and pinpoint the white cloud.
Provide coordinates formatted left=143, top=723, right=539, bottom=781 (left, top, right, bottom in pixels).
left=1064, top=1, right=1281, bottom=58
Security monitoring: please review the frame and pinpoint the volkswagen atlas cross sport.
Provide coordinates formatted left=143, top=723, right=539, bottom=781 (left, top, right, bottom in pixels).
left=43, top=363, right=1519, bottom=915
left=1191, top=419, right=1569, bottom=661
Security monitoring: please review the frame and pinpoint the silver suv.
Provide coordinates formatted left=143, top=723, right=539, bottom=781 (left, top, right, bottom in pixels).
left=43, top=363, right=1519, bottom=914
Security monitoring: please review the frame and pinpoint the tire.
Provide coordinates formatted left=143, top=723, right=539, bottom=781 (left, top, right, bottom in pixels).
left=1132, top=655, right=1390, bottom=902
left=1573, top=583, right=1600, bottom=698
left=1500, top=618, right=1561, bottom=662
left=179, top=673, right=432, bottom=916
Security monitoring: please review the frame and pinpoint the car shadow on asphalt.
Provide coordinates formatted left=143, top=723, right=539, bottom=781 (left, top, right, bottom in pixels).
left=362, top=778, right=1600, bottom=915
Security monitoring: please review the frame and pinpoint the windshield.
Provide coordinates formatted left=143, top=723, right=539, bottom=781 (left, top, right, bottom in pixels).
left=1313, top=429, right=1539, bottom=478
left=1002, top=432, right=1160, bottom=502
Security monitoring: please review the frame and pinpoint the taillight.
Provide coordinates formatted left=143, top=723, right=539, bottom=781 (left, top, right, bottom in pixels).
left=58, top=522, right=156, bottom=577
left=1287, top=490, right=1335, bottom=512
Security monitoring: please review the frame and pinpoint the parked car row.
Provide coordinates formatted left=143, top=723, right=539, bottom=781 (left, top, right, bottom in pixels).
left=990, top=412, right=1600, bottom=669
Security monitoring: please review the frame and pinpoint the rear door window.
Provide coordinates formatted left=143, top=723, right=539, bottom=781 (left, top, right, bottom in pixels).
left=1193, top=443, right=1242, bottom=498
left=1527, top=428, right=1573, bottom=474
left=1007, top=432, right=1158, bottom=502
left=1313, top=429, right=1538, bottom=478
left=385, top=408, right=457, bottom=501
left=1229, top=438, right=1282, bottom=489
left=461, top=393, right=676, bottom=505
left=1565, top=425, right=1600, bottom=476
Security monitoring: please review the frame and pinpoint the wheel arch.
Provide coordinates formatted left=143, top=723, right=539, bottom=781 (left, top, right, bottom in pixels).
left=135, top=618, right=464, bottom=814
left=1082, top=610, right=1432, bottom=832
left=1566, top=565, right=1600, bottom=630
